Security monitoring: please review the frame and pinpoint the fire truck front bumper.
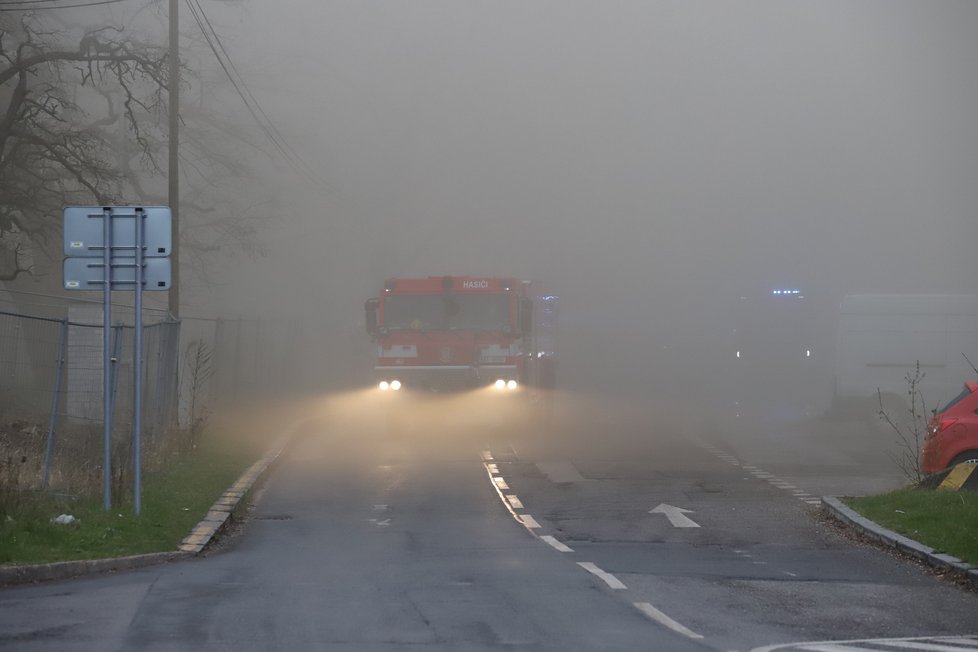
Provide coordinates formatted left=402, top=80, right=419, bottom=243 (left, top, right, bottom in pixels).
left=374, top=365, right=520, bottom=394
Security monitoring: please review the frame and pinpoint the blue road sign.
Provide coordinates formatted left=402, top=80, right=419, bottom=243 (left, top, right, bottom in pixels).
left=63, top=206, right=171, bottom=258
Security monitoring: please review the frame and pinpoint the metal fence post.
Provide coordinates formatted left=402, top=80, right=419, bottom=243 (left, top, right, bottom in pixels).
left=110, top=324, right=124, bottom=419
left=41, top=319, right=69, bottom=489
left=133, top=206, right=144, bottom=515
left=234, top=318, right=242, bottom=399
left=152, top=323, right=166, bottom=436
left=163, top=320, right=181, bottom=430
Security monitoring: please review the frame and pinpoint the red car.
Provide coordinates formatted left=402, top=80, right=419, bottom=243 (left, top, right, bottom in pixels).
left=922, top=380, right=978, bottom=474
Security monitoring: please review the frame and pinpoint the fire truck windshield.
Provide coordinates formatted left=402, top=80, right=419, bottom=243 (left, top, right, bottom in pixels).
left=383, top=294, right=511, bottom=331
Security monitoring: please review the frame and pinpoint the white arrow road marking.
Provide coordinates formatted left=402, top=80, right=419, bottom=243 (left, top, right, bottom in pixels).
left=649, top=504, right=701, bottom=528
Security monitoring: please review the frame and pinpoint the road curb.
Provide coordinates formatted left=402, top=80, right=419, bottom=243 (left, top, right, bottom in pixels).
left=0, top=551, right=190, bottom=586
left=0, top=425, right=299, bottom=588
left=177, top=428, right=293, bottom=554
left=937, top=462, right=978, bottom=491
left=821, top=495, right=978, bottom=587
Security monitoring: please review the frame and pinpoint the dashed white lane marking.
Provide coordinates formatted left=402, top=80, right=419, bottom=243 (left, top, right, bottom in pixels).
left=633, top=602, right=704, bottom=640
left=751, top=636, right=978, bottom=652
left=540, top=535, right=574, bottom=552
left=780, top=645, right=869, bottom=652
left=577, top=562, right=627, bottom=589
left=506, top=494, right=524, bottom=509
left=697, top=442, right=825, bottom=507
left=875, top=640, right=978, bottom=651
left=485, top=463, right=499, bottom=474
left=480, top=450, right=494, bottom=461
left=520, top=514, right=541, bottom=529
left=484, top=453, right=525, bottom=531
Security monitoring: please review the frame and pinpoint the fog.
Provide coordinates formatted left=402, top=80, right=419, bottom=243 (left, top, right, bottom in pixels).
left=191, top=1, right=978, bottom=424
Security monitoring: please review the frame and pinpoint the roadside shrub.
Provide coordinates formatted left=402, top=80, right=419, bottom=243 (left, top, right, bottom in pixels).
left=877, top=361, right=930, bottom=485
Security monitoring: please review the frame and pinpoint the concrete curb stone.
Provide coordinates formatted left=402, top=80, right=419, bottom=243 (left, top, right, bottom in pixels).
left=0, top=425, right=301, bottom=588
left=821, top=495, right=977, bottom=588
left=0, top=551, right=190, bottom=586
left=176, top=434, right=291, bottom=554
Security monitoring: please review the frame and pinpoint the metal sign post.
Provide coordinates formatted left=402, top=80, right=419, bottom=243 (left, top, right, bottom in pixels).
left=102, top=207, right=113, bottom=511
left=133, top=208, right=144, bottom=515
left=63, top=206, right=171, bottom=514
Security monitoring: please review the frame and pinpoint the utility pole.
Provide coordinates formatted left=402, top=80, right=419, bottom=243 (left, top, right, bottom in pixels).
left=167, top=0, right=180, bottom=318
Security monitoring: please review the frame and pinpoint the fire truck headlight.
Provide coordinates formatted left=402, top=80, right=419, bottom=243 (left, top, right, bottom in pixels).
left=390, top=380, right=402, bottom=391
left=507, top=380, right=518, bottom=390
left=494, top=379, right=506, bottom=390
left=379, top=381, right=390, bottom=391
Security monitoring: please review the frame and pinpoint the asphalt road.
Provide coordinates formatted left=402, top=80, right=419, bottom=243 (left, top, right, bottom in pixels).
left=1, top=391, right=976, bottom=651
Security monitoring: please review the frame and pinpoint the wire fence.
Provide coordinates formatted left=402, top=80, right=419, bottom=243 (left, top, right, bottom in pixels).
left=0, top=296, right=371, bottom=502
left=0, top=309, right=180, bottom=496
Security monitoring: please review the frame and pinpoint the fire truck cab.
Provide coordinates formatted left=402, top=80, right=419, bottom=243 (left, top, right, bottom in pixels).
left=364, top=276, right=556, bottom=433
left=365, top=276, right=555, bottom=394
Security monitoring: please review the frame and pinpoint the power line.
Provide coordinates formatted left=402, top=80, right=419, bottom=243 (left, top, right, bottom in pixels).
left=0, top=286, right=266, bottom=322
left=0, top=287, right=171, bottom=314
left=0, top=0, right=130, bottom=10
left=185, top=0, right=323, bottom=187
left=3, top=0, right=325, bottom=186
left=183, top=1, right=286, bottom=164
left=191, top=0, right=319, bottom=184
left=0, top=0, right=93, bottom=4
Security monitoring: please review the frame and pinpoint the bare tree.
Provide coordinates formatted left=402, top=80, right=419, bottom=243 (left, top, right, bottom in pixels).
left=0, top=13, right=272, bottom=296
left=877, top=361, right=931, bottom=484
left=0, top=15, right=170, bottom=271
left=181, top=337, right=213, bottom=452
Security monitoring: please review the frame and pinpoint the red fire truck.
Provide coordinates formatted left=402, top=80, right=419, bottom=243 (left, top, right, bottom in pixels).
left=364, top=276, right=556, bottom=426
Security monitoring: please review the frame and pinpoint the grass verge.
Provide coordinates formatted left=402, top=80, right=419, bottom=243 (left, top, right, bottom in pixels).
left=844, top=489, right=978, bottom=566
left=0, top=435, right=256, bottom=566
